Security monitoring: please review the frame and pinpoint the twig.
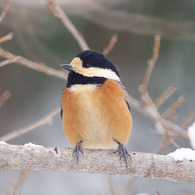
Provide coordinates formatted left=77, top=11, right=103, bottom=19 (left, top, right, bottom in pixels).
left=0, top=106, right=60, bottom=142
left=154, top=136, right=170, bottom=154
left=11, top=170, right=31, bottom=195
left=163, top=126, right=180, bottom=149
left=180, top=111, right=195, bottom=129
left=103, top=34, right=118, bottom=56
left=138, top=35, right=161, bottom=107
left=0, top=47, right=67, bottom=80
left=0, top=32, right=14, bottom=44
left=46, top=0, right=89, bottom=51
left=134, top=34, right=189, bottom=143
left=155, top=85, right=176, bottom=109
left=0, top=90, right=11, bottom=108
left=107, top=175, right=117, bottom=195
left=0, top=0, right=12, bottom=24
left=162, top=96, right=186, bottom=119
left=0, top=56, right=20, bottom=68
left=169, top=136, right=180, bottom=148
left=154, top=128, right=179, bottom=154
left=116, top=177, right=137, bottom=195
left=156, top=191, right=161, bottom=195
left=139, top=34, right=161, bottom=93
left=0, top=143, right=194, bottom=184
left=127, top=95, right=188, bottom=139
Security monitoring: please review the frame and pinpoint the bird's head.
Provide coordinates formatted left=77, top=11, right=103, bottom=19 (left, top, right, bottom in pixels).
left=61, top=50, right=120, bottom=83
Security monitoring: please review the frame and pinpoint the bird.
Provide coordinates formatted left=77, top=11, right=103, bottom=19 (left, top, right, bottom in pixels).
left=60, top=50, right=132, bottom=167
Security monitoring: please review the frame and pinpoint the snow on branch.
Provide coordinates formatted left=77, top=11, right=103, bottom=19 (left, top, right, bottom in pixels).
left=0, top=143, right=194, bottom=184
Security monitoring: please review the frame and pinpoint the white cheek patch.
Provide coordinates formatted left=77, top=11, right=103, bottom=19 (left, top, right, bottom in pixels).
left=78, top=67, right=121, bottom=82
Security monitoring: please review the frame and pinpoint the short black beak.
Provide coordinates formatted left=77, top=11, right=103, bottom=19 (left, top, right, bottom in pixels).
left=60, top=64, right=75, bottom=72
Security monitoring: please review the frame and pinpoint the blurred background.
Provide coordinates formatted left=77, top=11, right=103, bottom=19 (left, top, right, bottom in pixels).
left=0, top=0, right=195, bottom=194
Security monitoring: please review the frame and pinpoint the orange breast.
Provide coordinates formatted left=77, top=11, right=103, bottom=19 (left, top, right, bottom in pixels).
left=61, top=79, right=132, bottom=149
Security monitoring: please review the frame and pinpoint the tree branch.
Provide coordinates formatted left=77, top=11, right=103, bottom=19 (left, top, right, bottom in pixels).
left=0, top=90, right=11, bottom=108
left=0, top=56, right=20, bottom=68
left=0, top=143, right=194, bottom=184
left=0, top=32, right=14, bottom=44
left=155, top=84, right=176, bottom=109
left=0, top=47, right=67, bottom=80
left=139, top=34, right=161, bottom=93
left=103, top=34, right=118, bottom=56
left=0, top=0, right=12, bottom=24
left=127, top=95, right=188, bottom=140
left=0, top=106, right=60, bottom=142
left=46, top=0, right=90, bottom=51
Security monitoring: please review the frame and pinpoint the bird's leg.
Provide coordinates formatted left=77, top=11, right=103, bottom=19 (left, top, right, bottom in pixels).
left=114, top=139, right=131, bottom=168
left=72, top=141, right=83, bottom=163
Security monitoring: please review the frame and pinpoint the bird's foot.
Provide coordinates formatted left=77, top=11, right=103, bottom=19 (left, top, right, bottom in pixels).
left=72, top=141, right=83, bottom=163
left=115, top=140, right=131, bottom=168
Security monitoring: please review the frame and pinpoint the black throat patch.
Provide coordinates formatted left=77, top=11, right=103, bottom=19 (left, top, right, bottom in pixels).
left=67, top=72, right=107, bottom=88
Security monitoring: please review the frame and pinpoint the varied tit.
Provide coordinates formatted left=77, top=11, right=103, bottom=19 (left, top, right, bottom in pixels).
left=60, top=50, right=132, bottom=167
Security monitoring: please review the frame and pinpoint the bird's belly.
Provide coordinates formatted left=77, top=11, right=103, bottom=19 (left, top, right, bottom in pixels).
left=62, top=80, right=132, bottom=149
left=80, top=93, right=118, bottom=149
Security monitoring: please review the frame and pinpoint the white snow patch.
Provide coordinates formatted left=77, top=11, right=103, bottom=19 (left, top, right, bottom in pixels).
left=168, top=148, right=195, bottom=161
left=0, top=141, right=8, bottom=145
left=187, top=121, right=195, bottom=149
left=24, top=142, right=43, bottom=147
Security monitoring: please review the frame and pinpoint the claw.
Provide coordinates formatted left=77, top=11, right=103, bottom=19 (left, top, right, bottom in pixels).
left=115, top=139, right=131, bottom=168
left=72, top=141, right=83, bottom=163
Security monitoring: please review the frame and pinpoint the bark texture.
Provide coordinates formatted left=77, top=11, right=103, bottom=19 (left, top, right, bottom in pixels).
left=0, top=144, right=194, bottom=184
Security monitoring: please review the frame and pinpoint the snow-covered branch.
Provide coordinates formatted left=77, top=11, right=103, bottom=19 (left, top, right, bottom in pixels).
left=0, top=143, right=194, bottom=184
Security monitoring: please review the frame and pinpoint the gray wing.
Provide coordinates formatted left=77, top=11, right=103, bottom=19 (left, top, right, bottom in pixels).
left=115, top=80, right=131, bottom=113
left=60, top=106, right=63, bottom=119
left=125, top=98, right=131, bottom=113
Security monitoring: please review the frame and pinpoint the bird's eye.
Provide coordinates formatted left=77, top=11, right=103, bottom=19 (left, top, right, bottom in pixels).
left=86, top=63, right=90, bottom=68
